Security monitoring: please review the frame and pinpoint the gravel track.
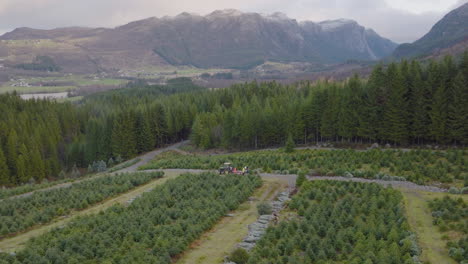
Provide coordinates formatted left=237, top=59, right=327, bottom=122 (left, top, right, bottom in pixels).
left=1, top=141, right=189, bottom=201
left=2, top=140, right=448, bottom=202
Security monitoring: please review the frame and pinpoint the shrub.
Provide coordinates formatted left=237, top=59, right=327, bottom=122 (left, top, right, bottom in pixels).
left=257, top=202, right=273, bottom=215
left=296, top=171, right=306, bottom=187
left=230, top=248, right=250, bottom=264
left=449, top=187, right=461, bottom=194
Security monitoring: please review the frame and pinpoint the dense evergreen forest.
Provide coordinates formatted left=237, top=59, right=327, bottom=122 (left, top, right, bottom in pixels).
left=0, top=54, right=467, bottom=186
left=190, top=53, right=468, bottom=149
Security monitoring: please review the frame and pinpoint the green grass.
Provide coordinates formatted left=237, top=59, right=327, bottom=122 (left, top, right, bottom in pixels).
left=401, top=189, right=467, bottom=264
left=0, top=86, right=73, bottom=94
left=176, top=178, right=285, bottom=264
left=0, top=170, right=181, bottom=253
left=0, top=75, right=127, bottom=95
left=108, top=158, right=142, bottom=173
left=56, top=96, right=83, bottom=102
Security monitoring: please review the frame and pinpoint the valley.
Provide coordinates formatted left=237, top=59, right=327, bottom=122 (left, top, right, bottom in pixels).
left=0, top=2, right=467, bottom=264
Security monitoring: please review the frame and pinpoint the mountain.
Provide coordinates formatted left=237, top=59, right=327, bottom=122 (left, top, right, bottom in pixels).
left=0, top=10, right=397, bottom=72
left=393, top=3, right=468, bottom=58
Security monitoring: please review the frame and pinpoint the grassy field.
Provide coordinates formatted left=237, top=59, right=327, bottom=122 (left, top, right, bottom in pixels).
left=0, top=75, right=127, bottom=95
left=57, top=96, right=84, bottom=102
left=401, top=189, right=467, bottom=264
left=176, top=177, right=287, bottom=264
left=0, top=85, right=73, bottom=94
left=0, top=170, right=181, bottom=253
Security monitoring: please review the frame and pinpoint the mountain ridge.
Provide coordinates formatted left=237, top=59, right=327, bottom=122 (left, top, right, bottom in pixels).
left=393, top=2, right=468, bottom=58
left=0, top=9, right=397, bottom=72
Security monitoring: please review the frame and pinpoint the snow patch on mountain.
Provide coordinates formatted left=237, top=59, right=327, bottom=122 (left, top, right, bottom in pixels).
left=319, top=19, right=356, bottom=31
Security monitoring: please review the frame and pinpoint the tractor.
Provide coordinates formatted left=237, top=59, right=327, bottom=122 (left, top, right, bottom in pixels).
left=219, top=162, right=249, bottom=175
left=219, top=162, right=233, bottom=174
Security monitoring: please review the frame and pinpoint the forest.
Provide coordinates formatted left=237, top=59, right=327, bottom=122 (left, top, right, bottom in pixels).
left=1, top=53, right=467, bottom=186
left=0, top=171, right=163, bottom=237
left=0, top=173, right=261, bottom=263
left=244, top=180, right=420, bottom=264
left=140, top=149, right=467, bottom=185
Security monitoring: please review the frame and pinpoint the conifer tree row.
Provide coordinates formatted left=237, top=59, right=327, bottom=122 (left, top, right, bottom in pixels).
left=1, top=54, right=467, bottom=186
left=190, top=54, right=468, bottom=149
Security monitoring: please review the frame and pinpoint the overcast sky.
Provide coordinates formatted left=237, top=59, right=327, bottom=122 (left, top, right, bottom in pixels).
left=0, top=0, right=466, bottom=43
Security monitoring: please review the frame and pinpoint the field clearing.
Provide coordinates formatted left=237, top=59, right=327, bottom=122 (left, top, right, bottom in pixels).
left=0, top=75, right=127, bottom=95
left=57, top=95, right=84, bottom=102
left=176, top=177, right=287, bottom=264
left=0, top=170, right=180, bottom=253
left=401, top=189, right=467, bottom=264
left=0, top=85, right=73, bottom=94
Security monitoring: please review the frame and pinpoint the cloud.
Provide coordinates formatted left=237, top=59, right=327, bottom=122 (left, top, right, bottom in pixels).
left=0, top=0, right=464, bottom=43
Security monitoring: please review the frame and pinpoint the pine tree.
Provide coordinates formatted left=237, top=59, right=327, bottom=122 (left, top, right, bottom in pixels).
left=429, top=83, right=448, bottom=143
left=30, top=147, right=46, bottom=182
left=136, top=112, right=153, bottom=153
left=0, top=146, right=9, bottom=185
left=367, top=64, right=388, bottom=140
left=447, top=73, right=468, bottom=144
left=16, top=155, right=28, bottom=184
left=383, top=64, right=408, bottom=144
left=409, top=61, right=428, bottom=144
left=321, top=87, right=339, bottom=141
left=285, top=133, right=295, bottom=153
left=5, top=129, right=18, bottom=178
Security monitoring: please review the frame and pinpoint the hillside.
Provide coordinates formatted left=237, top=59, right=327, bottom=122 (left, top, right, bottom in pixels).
left=0, top=10, right=397, bottom=72
left=393, top=2, right=468, bottom=58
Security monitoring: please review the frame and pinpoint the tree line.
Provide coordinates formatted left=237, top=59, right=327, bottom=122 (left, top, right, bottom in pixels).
left=1, top=53, right=467, bottom=186
left=0, top=78, right=200, bottom=186
left=191, top=53, right=468, bottom=149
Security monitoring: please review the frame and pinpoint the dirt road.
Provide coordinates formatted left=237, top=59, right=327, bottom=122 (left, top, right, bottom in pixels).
left=1, top=141, right=189, bottom=201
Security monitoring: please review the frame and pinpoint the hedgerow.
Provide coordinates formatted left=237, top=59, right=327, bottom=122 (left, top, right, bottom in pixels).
left=140, top=149, right=467, bottom=185
left=429, top=196, right=467, bottom=263
left=0, top=171, right=163, bottom=237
